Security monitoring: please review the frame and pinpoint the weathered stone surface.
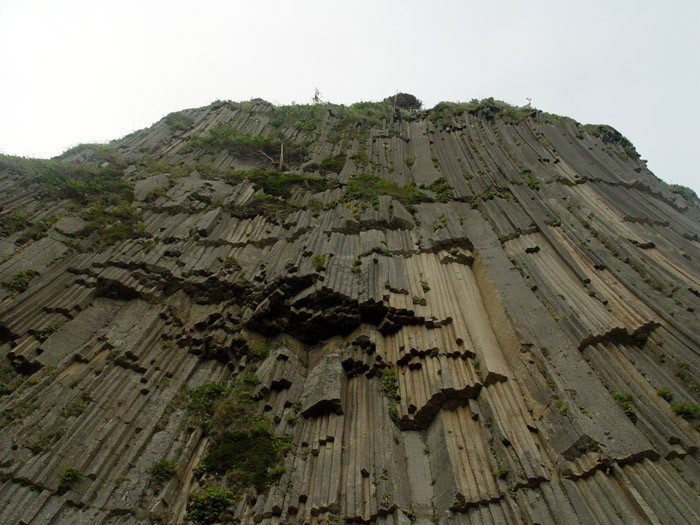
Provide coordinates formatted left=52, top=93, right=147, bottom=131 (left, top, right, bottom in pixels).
left=0, top=97, right=699, bottom=524
left=300, top=353, right=344, bottom=417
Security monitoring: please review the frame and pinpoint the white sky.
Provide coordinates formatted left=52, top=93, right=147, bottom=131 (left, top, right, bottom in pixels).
left=1, top=0, right=699, bottom=194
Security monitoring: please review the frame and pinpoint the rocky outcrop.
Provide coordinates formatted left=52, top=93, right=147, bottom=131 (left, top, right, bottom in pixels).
left=0, top=97, right=699, bottom=524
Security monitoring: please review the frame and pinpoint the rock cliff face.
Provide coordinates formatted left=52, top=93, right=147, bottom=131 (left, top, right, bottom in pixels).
left=1, top=96, right=700, bottom=524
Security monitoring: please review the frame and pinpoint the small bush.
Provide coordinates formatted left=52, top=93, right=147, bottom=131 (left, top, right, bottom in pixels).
left=312, top=254, right=325, bottom=269
left=186, top=486, right=236, bottom=524
left=201, top=428, right=284, bottom=488
left=241, top=372, right=259, bottom=386
left=428, top=177, right=453, bottom=202
left=0, top=210, right=28, bottom=236
left=38, top=323, right=63, bottom=342
left=250, top=343, right=269, bottom=360
left=318, top=154, right=346, bottom=175
left=59, top=465, right=84, bottom=485
left=2, top=269, right=40, bottom=297
left=343, top=173, right=431, bottom=208
left=164, top=111, right=194, bottom=131
left=656, top=387, right=674, bottom=402
left=554, top=400, right=568, bottom=415
left=148, top=460, right=178, bottom=484
left=187, top=382, right=229, bottom=411
left=404, top=154, right=416, bottom=167
left=671, top=402, right=700, bottom=419
left=381, top=368, right=399, bottom=400
left=420, top=281, right=431, bottom=292
left=611, top=391, right=638, bottom=424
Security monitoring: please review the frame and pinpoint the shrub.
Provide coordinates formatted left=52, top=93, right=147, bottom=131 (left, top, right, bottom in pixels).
left=201, top=428, right=284, bottom=488
left=671, top=402, right=700, bottom=419
left=381, top=368, right=399, bottom=400
left=59, top=465, right=84, bottom=485
left=241, top=372, right=259, bottom=386
left=0, top=210, right=28, bottom=237
left=656, top=387, right=674, bottom=402
left=429, top=177, right=453, bottom=202
left=186, top=486, right=236, bottom=524
left=148, top=460, right=178, bottom=484
left=38, top=323, right=63, bottom=342
left=319, top=154, right=346, bottom=175
left=2, top=269, right=40, bottom=297
left=404, top=154, right=416, bottom=167
left=554, top=400, right=568, bottom=415
left=312, top=254, right=325, bottom=269
left=250, top=343, right=269, bottom=360
left=343, top=173, right=431, bottom=208
left=611, top=391, right=638, bottom=424
left=187, top=382, right=229, bottom=411
left=164, top=111, right=194, bottom=131
left=394, top=93, right=422, bottom=111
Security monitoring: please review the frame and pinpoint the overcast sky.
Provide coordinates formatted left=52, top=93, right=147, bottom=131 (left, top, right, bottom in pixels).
left=1, top=0, right=698, bottom=194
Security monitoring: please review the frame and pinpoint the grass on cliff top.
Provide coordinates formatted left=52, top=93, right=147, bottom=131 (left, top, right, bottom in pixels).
left=428, top=97, right=536, bottom=127
left=0, top=152, right=145, bottom=246
left=188, top=121, right=309, bottom=167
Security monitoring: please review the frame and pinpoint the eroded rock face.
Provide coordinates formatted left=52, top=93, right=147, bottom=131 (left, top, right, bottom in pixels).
left=0, top=98, right=699, bottom=524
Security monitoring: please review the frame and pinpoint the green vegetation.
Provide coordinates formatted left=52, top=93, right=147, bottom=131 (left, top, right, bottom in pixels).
left=62, top=401, right=87, bottom=417
left=670, top=184, right=700, bottom=206
left=394, top=93, right=422, bottom=110
left=189, top=121, right=308, bottom=166
left=342, top=173, right=431, bottom=208
left=429, top=98, right=535, bottom=127
left=611, top=391, right=638, bottom=424
left=183, top=374, right=292, bottom=523
left=0, top=152, right=143, bottom=247
left=201, top=427, right=287, bottom=488
left=80, top=201, right=144, bottom=244
left=359, top=246, right=392, bottom=258
left=38, top=323, right=63, bottom=342
left=493, top=467, right=509, bottom=479
left=250, top=343, right=269, bottom=360
left=58, top=465, right=84, bottom=485
left=186, top=486, right=236, bottom=524
left=241, top=372, right=259, bottom=386
left=187, top=381, right=230, bottom=421
left=269, top=103, right=325, bottom=133
left=164, top=111, right=194, bottom=131
left=16, top=215, right=59, bottom=245
left=223, top=168, right=330, bottom=198
left=428, top=177, right=453, bottom=202
left=318, top=154, right=346, bottom=175
left=520, top=168, right=540, bottom=190
left=381, top=368, right=399, bottom=400
left=148, top=460, right=178, bottom=484
left=554, top=400, right=568, bottom=415
left=0, top=210, right=28, bottom=237
left=2, top=269, right=40, bottom=297
left=420, top=280, right=431, bottom=292
left=656, top=387, right=674, bottom=402
left=328, top=99, right=393, bottom=144
left=312, top=254, right=325, bottom=269
left=671, top=402, right=700, bottom=419
left=404, top=154, right=416, bottom=168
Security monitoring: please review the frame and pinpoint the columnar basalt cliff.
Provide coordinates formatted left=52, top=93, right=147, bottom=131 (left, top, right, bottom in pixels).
left=1, top=96, right=700, bottom=524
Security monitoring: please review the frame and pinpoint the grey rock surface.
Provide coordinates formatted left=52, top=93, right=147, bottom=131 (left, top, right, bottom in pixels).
left=0, top=96, right=699, bottom=524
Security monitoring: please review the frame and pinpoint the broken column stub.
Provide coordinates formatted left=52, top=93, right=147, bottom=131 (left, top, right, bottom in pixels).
left=300, top=352, right=345, bottom=417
